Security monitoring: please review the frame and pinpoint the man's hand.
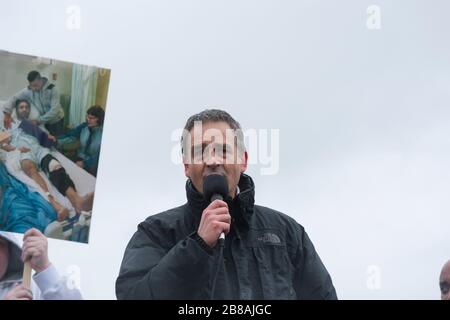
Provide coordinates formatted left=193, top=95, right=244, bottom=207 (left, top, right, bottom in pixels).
left=3, top=113, right=14, bottom=129
left=197, top=200, right=231, bottom=247
left=47, top=134, right=56, bottom=142
left=75, top=160, right=84, bottom=168
left=31, top=120, right=39, bottom=126
left=1, top=144, right=14, bottom=152
left=3, top=284, right=33, bottom=300
left=18, top=147, right=30, bottom=153
left=21, top=228, right=50, bottom=274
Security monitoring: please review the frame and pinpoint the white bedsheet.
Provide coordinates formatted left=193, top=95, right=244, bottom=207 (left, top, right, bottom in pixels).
left=3, top=149, right=96, bottom=218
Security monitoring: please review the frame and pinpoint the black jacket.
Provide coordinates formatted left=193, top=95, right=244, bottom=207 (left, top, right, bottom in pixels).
left=116, top=174, right=337, bottom=300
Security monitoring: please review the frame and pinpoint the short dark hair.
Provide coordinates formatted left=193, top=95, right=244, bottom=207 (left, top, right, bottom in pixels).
left=181, top=109, right=245, bottom=157
left=14, top=99, right=30, bottom=110
left=183, top=109, right=242, bottom=132
left=27, top=70, right=41, bottom=82
left=87, top=105, right=105, bottom=125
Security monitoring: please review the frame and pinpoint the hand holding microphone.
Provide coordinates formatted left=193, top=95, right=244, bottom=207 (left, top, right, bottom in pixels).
left=198, top=174, right=230, bottom=248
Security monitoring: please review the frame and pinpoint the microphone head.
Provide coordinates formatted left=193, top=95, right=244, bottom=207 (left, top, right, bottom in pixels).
left=203, top=174, right=229, bottom=202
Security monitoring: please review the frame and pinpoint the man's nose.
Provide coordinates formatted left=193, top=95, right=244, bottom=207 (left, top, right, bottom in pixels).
left=204, top=148, right=223, bottom=167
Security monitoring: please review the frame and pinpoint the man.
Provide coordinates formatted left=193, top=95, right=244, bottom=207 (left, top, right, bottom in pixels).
left=0, top=229, right=82, bottom=300
left=3, top=70, right=65, bottom=135
left=1, top=99, right=93, bottom=218
left=57, top=105, right=104, bottom=177
left=440, top=260, right=450, bottom=300
left=14, top=98, right=57, bottom=148
left=116, top=109, right=337, bottom=300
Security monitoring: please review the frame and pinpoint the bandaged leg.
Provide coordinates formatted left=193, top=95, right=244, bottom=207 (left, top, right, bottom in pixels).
left=41, top=154, right=94, bottom=213
left=41, top=155, right=76, bottom=195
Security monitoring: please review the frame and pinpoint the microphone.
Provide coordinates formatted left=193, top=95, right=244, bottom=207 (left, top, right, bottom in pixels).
left=203, top=174, right=229, bottom=243
left=203, top=174, right=229, bottom=300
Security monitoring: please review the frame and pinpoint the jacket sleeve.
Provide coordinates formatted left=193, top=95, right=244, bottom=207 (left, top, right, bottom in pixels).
left=294, top=229, right=337, bottom=300
left=116, top=221, right=214, bottom=300
left=38, top=86, right=61, bottom=124
left=81, top=145, right=100, bottom=169
left=18, top=120, right=55, bottom=148
left=33, top=264, right=83, bottom=300
left=3, top=88, right=29, bottom=114
left=57, top=124, right=83, bottom=145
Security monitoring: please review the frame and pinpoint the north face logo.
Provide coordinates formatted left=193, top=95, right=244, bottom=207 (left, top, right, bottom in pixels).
left=257, top=232, right=281, bottom=245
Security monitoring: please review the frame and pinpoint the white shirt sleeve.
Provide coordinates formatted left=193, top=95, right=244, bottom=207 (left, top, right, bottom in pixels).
left=32, top=264, right=83, bottom=300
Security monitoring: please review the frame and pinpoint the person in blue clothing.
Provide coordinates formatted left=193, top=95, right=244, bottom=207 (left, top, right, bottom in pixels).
left=57, top=106, right=104, bottom=177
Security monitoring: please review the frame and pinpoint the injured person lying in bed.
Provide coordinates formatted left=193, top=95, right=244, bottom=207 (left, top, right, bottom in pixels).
left=0, top=100, right=94, bottom=221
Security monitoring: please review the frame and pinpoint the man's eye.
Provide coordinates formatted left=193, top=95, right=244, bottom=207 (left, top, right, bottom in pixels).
left=223, top=145, right=233, bottom=155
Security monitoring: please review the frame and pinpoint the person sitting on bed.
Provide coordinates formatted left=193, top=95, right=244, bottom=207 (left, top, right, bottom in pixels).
left=57, top=106, right=104, bottom=177
left=12, top=99, right=57, bottom=149
left=0, top=100, right=94, bottom=219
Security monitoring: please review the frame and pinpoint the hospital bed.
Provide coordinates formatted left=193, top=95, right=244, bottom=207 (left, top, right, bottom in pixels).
left=0, top=100, right=96, bottom=243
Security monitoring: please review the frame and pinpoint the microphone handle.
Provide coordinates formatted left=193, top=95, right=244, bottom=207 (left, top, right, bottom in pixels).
left=211, top=193, right=226, bottom=242
left=211, top=194, right=223, bottom=202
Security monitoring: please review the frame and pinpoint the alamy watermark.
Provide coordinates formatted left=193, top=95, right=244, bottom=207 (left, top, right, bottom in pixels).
left=171, top=121, right=280, bottom=175
left=366, top=5, right=381, bottom=30
left=66, top=5, right=81, bottom=31
left=366, top=265, right=382, bottom=290
left=65, top=265, right=82, bottom=291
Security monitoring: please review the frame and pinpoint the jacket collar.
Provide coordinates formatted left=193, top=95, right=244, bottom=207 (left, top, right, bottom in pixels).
left=41, top=77, right=49, bottom=89
left=86, top=124, right=103, bottom=133
left=186, top=173, right=255, bottom=233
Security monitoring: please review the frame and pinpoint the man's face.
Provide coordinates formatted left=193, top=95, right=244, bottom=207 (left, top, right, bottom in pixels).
left=0, top=238, right=9, bottom=280
left=440, top=261, right=450, bottom=300
left=16, top=102, right=31, bottom=120
left=86, top=114, right=99, bottom=127
left=184, top=121, right=248, bottom=199
left=28, top=78, right=43, bottom=92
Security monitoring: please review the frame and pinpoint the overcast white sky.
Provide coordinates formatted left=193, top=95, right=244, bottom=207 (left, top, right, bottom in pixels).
left=1, top=0, right=449, bottom=299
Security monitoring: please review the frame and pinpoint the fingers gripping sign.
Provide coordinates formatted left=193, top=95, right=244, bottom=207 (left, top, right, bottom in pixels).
left=21, top=228, right=51, bottom=274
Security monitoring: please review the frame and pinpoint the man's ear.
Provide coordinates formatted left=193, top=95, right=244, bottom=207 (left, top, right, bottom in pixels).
left=184, top=163, right=190, bottom=178
left=240, top=151, right=248, bottom=173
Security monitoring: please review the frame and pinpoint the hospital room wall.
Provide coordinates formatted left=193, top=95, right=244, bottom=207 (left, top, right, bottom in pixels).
left=95, top=69, right=110, bottom=110
left=0, top=51, right=72, bottom=101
